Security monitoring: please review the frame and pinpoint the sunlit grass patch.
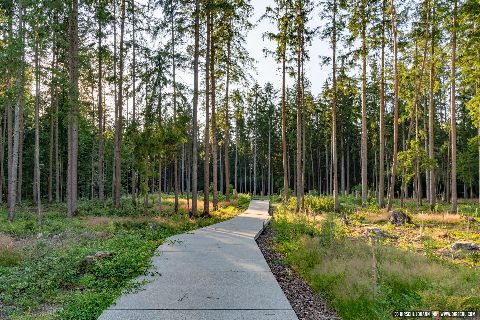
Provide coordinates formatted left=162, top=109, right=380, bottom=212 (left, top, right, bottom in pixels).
left=271, top=197, right=480, bottom=319
left=0, top=194, right=250, bottom=320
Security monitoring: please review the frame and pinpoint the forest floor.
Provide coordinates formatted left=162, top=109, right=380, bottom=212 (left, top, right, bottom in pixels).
left=268, top=195, right=480, bottom=319
left=0, top=194, right=250, bottom=320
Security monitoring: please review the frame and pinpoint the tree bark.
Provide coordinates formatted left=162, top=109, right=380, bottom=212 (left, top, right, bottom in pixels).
left=379, top=0, right=386, bottom=208
left=361, top=0, right=368, bottom=207
left=113, top=0, right=125, bottom=209
left=387, top=0, right=399, bottom=212
left=296, top=10, right=303, bottom=212
left=204, top=9, right=211, bottom=215
left=211, top=15, right=218, bottom=211
left=97, top=1, right=105, bottom=204
left=8, top=3, right=24, bottom=221
left=34, top=27, right=41, bottom=222
left=171, top=2, right=179, bottom=213
left=0, top=112, right=5, bottom=203
left=332, top=0, right=339, bottom=212
left=131, top=0, right=137, bottom=207
left=66, top=0, right=79, bottom=216
left=48, top=45, right=56, bottom=203
left=449, top=0, right=457, bottom=213
left=224, top=33, right=231, bottom=202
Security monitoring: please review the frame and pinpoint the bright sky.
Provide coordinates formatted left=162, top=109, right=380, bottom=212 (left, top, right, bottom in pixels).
left=247, top=0, right=331, bottom=95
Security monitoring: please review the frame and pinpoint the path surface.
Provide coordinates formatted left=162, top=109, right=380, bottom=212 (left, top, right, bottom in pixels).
left=99, top=200, right=298, bottom=320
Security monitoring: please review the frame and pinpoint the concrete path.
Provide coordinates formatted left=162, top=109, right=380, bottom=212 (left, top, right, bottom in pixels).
left=99, top=200, right=298, bottom=320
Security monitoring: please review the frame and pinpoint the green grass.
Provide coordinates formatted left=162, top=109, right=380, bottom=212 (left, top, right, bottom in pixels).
left=0, top=194, right=250, bottom=320
left=270, top=198, right=480, bottom=320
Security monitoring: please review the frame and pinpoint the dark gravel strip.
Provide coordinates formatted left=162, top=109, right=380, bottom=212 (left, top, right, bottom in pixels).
left=256, top=225, right=340, bottom=320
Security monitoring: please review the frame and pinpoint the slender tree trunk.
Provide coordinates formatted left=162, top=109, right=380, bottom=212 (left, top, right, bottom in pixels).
left=224, top=35, right=231, bottom=202
left=171, top=3, right=179, bottom=213
left=424, top=97, right=430, bottom=203
left=17, top=115, right=23, bottom=204
left=97, top=3, right=105, bottom=204
left=211, top=16, right=218, bottom=211
left=0, top=112, right=5, bottom=203
left=158, top=160, right=162, bottom=211
left=9, top=3, right=24, bottom=221
left=296, top=19, right=302, bottom=212
left=449, top=0, right=457, bottom=213
left=379, top=0, right=386, bottom=208
left=332, top=0, right=339, bottom=212
left=387, top=0, right=399, bottom=212
left=67, top=0, right=79, bottom=216
left=112, top=0, right=118, bottom=201
left=219, top=145, right=223, bottom=195
left=325, top=144, right=329, bottom=195
left=55, top=69, right=60, bottom=203
left=360, top=0, right=368, bottom=206
left=113, top=0, right=125, bottom=209
left=182, top=144, right=185, bottom=194
left=48, top=47, right=56, bottom=203
left=281, top=5, right=288, bottom=202
left=34, top=29, right=41, bottom=222
left=131, top=0, right=137, bottom=207
left=254, top=139, right=257, bottom=195
left=7, top=19, right=13, bottom=211
left=268, top=119, right=271, bottom=196
left=204, top=9, right=211, bottom=215
left=234, top=126, right=238, bottom=198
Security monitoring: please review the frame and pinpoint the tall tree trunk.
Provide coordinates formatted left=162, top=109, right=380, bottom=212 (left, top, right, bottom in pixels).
left=48, top=46, right=56, bottom=203
left=234, top=125, right=238, bottom=198
left=253, top=138, right=257, bottom=195
left=112, top=0, right=118, bottom=200
left=360, top=0, right=368, bottom=207
left=55, top=67, right=60, bottom=203
left=131, top=0, right=137, bottom=207
left=332, top=0, right=339, bottom=212
left=224, top=35, right=231, bottom=202
left=211, top=16, right=218, bottom=211
left=219, top=145, right=223, bottom=195
left=296, top=15, right=303, bottom=212
left=268, top=119, right=271, bottom=196
left=97, top=2, right=105, bottom=204
left=182, top=144, right=185, bottom=194
left=34, top=28, right=41, bottom=222
left=449, top=0, right=457, bottom=213
left=17, top=115, right=23, bottom=204
left=7, top=19, right=13, bottom=211
left=387, top=0, right=399, bottom=212
left=281, top=33, right=288, bottom=202
left=171, top=2, right=179, bottom=213
left=0, top=112, right=5, bottom=203
left=9, top=3, right=24, bottom=221
left=113, top=0, right=125, bottom=209
left=204, top=9, right=211, bottom=215
left=67, top=0, right=79, bottom=216
left=379, top=0, right=386, bottom=207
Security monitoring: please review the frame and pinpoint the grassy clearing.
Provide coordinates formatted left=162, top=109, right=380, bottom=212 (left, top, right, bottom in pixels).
left=270, top=196, right=480, bottom=320
left=0, top=194, right=250, bottom=320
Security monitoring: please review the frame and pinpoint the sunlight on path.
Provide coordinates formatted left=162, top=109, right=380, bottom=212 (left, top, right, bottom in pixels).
left=99, top=200, right=297, bottom=320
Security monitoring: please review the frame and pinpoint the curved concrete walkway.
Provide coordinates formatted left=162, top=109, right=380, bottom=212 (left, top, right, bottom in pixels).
left=99, top=200, right=298, bottom=320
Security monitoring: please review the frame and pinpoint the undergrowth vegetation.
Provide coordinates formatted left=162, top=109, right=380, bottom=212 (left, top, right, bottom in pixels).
left=0, top=194, right=250, bottom=320
left=271, top=196, right=480, bottom=320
